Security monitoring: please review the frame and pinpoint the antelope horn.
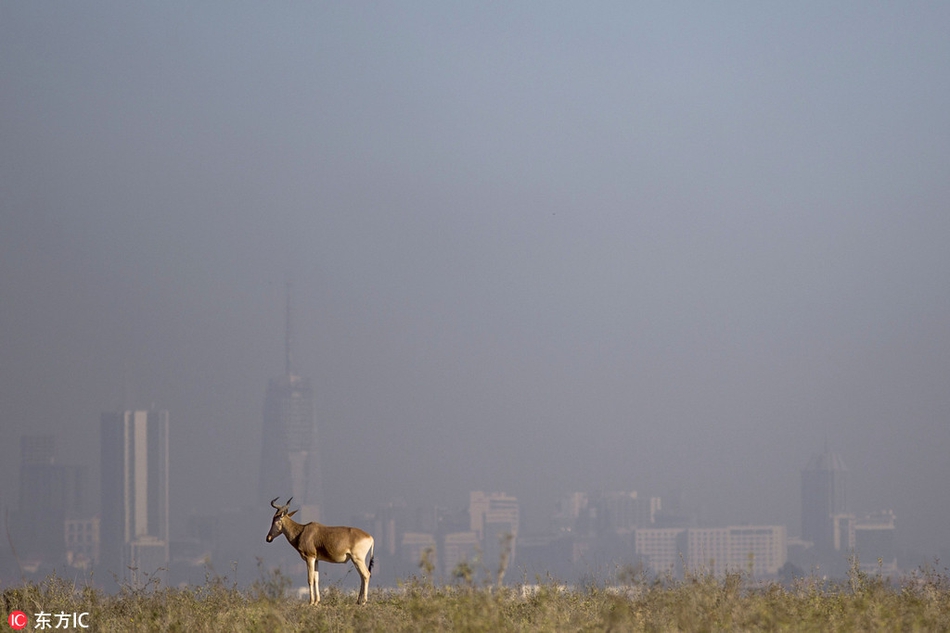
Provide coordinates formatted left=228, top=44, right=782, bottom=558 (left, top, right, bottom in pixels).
left=270, top=497, right=281, bottom=510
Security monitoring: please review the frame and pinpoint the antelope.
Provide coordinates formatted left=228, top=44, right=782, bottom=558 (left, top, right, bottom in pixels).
left=265, top=497, right=375, bottom=605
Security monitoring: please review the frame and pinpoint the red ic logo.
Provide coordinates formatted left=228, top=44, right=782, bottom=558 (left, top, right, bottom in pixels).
left=7, top=611, right=28, bottom=630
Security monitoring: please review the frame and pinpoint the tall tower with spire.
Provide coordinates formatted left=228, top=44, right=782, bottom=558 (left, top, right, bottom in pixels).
left=259, top=283, right=323, bottom=520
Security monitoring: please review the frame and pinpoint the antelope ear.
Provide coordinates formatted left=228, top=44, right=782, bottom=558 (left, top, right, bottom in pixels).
left=288, top=509, right=298, bottom=518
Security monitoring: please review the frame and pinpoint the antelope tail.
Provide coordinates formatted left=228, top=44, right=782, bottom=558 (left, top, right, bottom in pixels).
left=368, top=542, right=375, bottom=573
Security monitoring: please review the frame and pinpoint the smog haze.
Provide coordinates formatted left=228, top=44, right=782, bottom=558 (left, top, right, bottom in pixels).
left=2, top=2, right=948, bottom=562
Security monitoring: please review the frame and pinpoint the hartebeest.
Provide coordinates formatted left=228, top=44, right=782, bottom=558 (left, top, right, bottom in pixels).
left=265, top=497, right=375, bottom=605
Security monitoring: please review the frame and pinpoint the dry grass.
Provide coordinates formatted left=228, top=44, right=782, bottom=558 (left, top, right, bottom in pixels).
left=3, top=561, right=949, bottom=632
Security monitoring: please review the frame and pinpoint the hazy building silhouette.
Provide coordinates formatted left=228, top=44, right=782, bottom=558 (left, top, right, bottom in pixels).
left=832, top=513, right=855, bottom=552
left=259, top=286, right=323, bottom=521
left=19, top=435, right=55, bottom=465
left=552, top=492, right=588, bottom=534
left=801, top=449, right=848, bottom=554
left=401, top=532, right=438, bottom=574
left=636, top=525, right=786, bottom=578
left=441, top=530, right=480, bottom=578
left=100, top=409, right=169, bottom=587
left=12, top=435, right=88, bottom=568
left=65, top=517, right=99, bottom=569
left=373, top=499, right=410, bottom=557
left=686, top=526, right=787, bottom=577
left=592, top=490, right=639, bottom=535
left=635, top=527, right=687, bottom=576
left=854, top=510, right=897, bottom=573
left=470, top=491, right=519, bottom=580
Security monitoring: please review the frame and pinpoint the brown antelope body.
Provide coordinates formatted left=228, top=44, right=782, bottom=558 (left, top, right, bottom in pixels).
left=266, top=497, right=375, bottom=605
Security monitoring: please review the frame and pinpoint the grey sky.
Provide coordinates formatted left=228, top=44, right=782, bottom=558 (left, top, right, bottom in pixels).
left=2, top=2, right=948, bottom=556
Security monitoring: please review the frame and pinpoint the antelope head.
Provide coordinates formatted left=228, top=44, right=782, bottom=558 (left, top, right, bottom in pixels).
left=266, top=496, right=298, bottom=542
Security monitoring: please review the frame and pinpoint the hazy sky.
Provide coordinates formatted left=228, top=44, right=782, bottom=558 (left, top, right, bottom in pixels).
left=2, top=2, right=948, bottom=556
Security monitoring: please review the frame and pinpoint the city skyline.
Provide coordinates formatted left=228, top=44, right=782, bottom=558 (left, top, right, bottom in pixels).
left=0, top=390, right=940, bottom=584
left=2, top=421, right=906, bottom=587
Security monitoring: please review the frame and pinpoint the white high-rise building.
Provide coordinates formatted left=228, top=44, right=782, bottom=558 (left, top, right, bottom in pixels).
left=635, top=527, right=686, bottom=575
left=100, top=409, right=169, bottom=587
left=687, top=526, right=787, bottom=577
left=637, top=525, right=786, bottom=578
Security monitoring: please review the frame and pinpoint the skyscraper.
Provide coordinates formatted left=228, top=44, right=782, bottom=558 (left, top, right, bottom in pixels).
left=13, top=435, right=88, bottom=565
left=801, top=448, right=848, bottom=553
left=259, top=286, right=323, bottom=521
left=100, top=409, right=169, bottom=586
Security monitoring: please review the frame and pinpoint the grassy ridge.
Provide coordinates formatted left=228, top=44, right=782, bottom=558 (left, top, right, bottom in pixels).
left=3, top=564, right=949, bottom=632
